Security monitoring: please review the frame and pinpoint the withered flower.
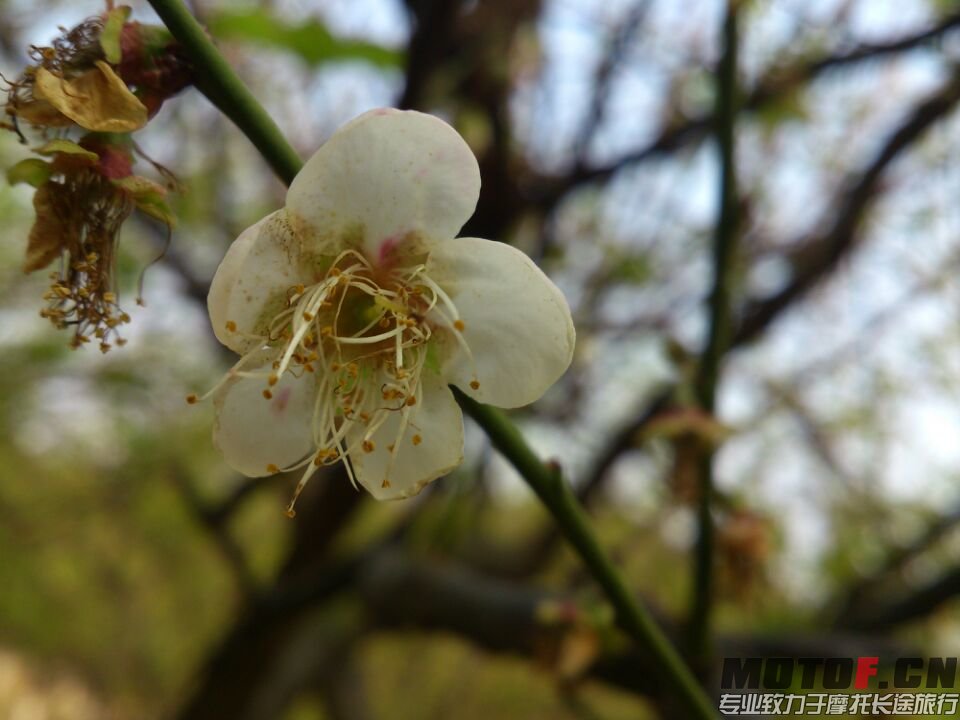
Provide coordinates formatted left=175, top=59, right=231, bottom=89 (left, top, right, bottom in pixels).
left=10, top=136, right=175, bottom=352
left=5, top=5, right=189, bottom=136
left=3, top=4, right=187, bottom=351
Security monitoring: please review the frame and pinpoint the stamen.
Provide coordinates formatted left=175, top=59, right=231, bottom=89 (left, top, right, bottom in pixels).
left=200, top=247, right=481, bottom=512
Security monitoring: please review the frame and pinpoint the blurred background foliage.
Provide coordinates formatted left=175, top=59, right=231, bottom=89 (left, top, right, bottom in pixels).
left=3, top=0, right=960, bottom=718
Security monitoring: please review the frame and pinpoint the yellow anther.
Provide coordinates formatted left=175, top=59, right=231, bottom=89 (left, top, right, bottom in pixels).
left=406, top=396, right=417, bottom=407
left=362, top=440, right=375, bottom=453
left=262, top=389, right=273, bottom=400
left=225, top=320, right=237, bottom=332
left=304, top=363, right=315, bottom=373
left=103, top=292, right=117, bottom=303
left=185, top=393, right=199, bottom=405
left=412, top=434, right=422, bottom=446
left=303, top=311, right=314, bottom=321
left=268, top=374, right=279, bottom=386
left=381, top=478, right=391, bottom=488
left=454, top=319, right=465, bottom=331
left=470, top=380, right=480, bottom=390
left=266, top=463, right=280, bottom=473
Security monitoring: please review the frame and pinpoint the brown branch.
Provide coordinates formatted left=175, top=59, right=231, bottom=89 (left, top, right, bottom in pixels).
left=359, top=549, right=915, bottom=698
left=833, top=502, right=960, bottom=629
left=572, top=1, right=652, bottom=168
left=843, top=564, right=960, bottom=633
left=531, top=12, right=960, bottom=211
left=734, top=70, right=960, bottom=346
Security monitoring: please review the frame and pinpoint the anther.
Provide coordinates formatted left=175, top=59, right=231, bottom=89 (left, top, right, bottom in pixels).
left=454, top=320, right=465, bottom=331
left=225, top=320, right=237, bottom=332
left=470, top=380, right=480, bottom=390
left=406, top=396, right=417, bottom=406
left=185, top=393, right=199, bottom=404
left=266, top=463, right=280, bottom=473
left=412, top=434, right=422, bottom=446
left=362, top=440, right=375, bottom=453
left=262, top=389, right=273, bottom=400
left=268, top=374, right=279, bottom=386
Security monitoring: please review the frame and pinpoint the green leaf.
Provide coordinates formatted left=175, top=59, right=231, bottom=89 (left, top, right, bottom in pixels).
left=6, top=158, right=52, bottom=187
left=112, top=175, right=166, bottom=196
left=134, top=194, right=177, bottom=227
left=34, top=139, right=99, bottom=162
left=208, top=9, right=403, bottom=69
left=609, top=254, right=652, bottom=284
left=112, top=175, right=177, bottom=227
left=100, top=5, right=132, bottom=64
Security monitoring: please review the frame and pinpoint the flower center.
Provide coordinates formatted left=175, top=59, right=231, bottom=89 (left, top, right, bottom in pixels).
left=204, top=248, right=478, bottom=515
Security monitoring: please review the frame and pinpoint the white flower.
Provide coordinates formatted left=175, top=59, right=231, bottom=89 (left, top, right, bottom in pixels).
left=202, top=108, right=575, bottom=512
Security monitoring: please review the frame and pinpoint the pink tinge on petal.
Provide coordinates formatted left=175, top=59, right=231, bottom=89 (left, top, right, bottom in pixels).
left=272, top=387, right=292, bottom=416
left=377, top=232, right=403, bottom=265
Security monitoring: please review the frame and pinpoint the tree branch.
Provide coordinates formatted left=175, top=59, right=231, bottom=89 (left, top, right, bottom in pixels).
left=689, top=0, right=740, bottom=660
left=734, top=70, right=960, bottom=346
left=531, top=11, right=960, bottom=212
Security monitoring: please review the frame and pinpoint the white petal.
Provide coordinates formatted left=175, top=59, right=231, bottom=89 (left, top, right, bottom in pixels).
left=348, top=371, right=464, bottom=500
left=213, top=366, right=316, bottom=477
left=208, top=209, right=305, bottom=354
left=426, top=238, right=576, bottom=408
left=286, top=109, right=481, bottom=264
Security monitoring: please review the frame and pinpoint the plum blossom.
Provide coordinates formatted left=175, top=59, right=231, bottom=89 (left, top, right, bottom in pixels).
left=200, top=109, right=575, bottom=512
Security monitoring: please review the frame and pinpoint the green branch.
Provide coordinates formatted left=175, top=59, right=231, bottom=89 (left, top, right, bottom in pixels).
left=147, top=0, right=302, bottom=185
left=453, top=390, right=717, bottom=719
left=690, top=1, right=741, bottom=659
left=147, top=2, right=718, bottom=717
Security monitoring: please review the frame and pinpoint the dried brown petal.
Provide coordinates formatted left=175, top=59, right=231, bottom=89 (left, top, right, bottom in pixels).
left=12, top=97, right=74, bottom=127
left=23, top=183, right=66, bottom=272
left=33, top=60, right=147, bottom=132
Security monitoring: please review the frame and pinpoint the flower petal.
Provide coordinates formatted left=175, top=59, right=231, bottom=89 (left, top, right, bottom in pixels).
left=427, top=238, right=576, bottom=408
left=33, top=62, right=147, bottom=132
left=348, top=370, right=464, bottom=500
left=208, top=209, right=304, bottom=353
left=286, top=109, right=481, bottom=264
left=213, top=365, right=316, bottom=477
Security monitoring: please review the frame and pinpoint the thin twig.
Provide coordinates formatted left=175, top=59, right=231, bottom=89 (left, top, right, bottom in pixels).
left=689, top=1, right=740, bottom=661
